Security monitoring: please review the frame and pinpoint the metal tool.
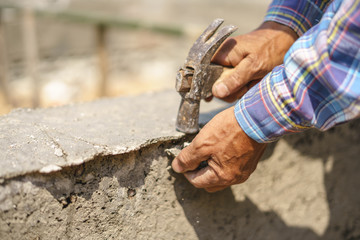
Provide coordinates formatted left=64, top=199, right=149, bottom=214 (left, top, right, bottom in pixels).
left=175, top=19, right=237, bottom=134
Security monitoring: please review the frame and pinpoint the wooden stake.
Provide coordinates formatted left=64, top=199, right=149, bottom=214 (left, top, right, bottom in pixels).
left=0, top=9, right=11, bottom=106
left=96, top=24, right=109, bottom=97
left=22, top=8, right=40, bottom=107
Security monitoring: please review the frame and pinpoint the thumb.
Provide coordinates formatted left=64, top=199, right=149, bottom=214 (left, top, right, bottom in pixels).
left=172, top=143, right=209, bottom=173
left=212, top=59, right=253, bottom=98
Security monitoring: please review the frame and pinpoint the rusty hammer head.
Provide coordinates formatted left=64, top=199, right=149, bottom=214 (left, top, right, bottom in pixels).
left=175, top=19, right=237, bottom=134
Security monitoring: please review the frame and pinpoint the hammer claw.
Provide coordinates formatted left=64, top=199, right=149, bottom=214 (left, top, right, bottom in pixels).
left=200, top=18, right=225, bottom=42
left=187, top=18, right=224, bottom=61
left=202, top=25, right=238, bottom=64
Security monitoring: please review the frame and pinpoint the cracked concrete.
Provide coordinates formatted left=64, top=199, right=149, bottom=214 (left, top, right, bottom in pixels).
left=0, top=90, right=225, bottom=179
left=1, top=90, right=360, bottom=239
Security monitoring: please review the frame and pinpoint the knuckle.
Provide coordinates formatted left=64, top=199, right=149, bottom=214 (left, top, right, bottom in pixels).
left=238, top=173, right=251, bottom=184
left=245, top=55, right=267, bottom=77
left=216, top=168, right=250, bottom=186
left=192, top=182, right=203, bottom=189
left=217, top=171, right=234, bottom=186
left=190, top=177, right=205, bottom=189
left=229, top=72, right=241, bottom=87
left=226, top=70, right=242, bottom=86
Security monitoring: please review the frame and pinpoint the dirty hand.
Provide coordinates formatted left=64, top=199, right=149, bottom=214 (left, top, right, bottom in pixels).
left=211, top=21, right=298, bottom=102
left=171, top=107, right=267, bottom=192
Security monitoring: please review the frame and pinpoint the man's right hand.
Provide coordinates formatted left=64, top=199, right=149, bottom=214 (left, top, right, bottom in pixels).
left=211, top=21, right=298, bottom=102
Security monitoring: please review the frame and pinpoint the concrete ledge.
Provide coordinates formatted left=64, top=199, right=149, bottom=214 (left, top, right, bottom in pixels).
left=0, top=90, right=226, bottom=179
left=1, top=90, right=360, bottom=239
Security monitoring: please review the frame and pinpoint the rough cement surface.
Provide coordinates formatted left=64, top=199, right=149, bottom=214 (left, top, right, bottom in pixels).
left=1, top=90, right=360, bottom=239
left=0, top=90, right=225, bottom=179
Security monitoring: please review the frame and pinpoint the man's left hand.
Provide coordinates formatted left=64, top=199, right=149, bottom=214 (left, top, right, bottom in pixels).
left=172, top=107, right=267, bottom=192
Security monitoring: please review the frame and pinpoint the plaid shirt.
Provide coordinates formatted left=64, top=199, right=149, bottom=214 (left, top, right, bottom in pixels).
left=235, top=0, right=360, bottom=143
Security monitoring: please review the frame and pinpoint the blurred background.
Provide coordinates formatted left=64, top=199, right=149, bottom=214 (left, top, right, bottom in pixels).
left=0, top=0, right=270, bottom=115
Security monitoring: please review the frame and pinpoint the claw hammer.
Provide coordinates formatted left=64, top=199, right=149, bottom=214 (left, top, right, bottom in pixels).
left=175, top=19, right=237, bottom=134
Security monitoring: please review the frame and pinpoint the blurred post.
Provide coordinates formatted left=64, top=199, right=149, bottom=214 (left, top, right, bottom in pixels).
left=22, top=8, right=40, bottom=108
left=96, top=24, right=109, bottom=97
left=0, top=8, right=11, bottom=106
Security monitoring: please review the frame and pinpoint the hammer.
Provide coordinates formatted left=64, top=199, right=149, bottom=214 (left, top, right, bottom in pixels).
left=175, top=19, right=238, bottom=134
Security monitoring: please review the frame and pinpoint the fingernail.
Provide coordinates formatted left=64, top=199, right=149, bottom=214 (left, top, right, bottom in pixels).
left=214, top=83, right=230, bottom=98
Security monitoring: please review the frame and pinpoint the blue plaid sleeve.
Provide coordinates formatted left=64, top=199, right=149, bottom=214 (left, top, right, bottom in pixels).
left=236, top=0, right=360, bottom=143
left=264, top=0, right=332, bottom=36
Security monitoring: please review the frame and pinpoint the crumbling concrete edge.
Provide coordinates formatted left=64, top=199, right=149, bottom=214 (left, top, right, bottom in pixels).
left=0, top=133, right=191, bottom=185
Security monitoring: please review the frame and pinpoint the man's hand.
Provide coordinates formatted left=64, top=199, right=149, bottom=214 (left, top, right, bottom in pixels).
left=211, top=21, right=298, bottom=102
left=171, top=107, right=268, bottom=192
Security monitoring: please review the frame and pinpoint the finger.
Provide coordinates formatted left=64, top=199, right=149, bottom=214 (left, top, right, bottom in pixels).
left=205, top=95, right=213, bottom=102
left=172, top=143, right=209, bottom=173
left=212, top=58, right=255, bottom=99
left=204, top=186, right=227, bottom=193
left=205, top=24, right=238, bottom=64
left=184, top=166, right=219, bottom=189
left=219, top=79, right=261, bottom=103
left=212, top=37, right=241, bottom=66
left=218, top=85, right=249, bottom=103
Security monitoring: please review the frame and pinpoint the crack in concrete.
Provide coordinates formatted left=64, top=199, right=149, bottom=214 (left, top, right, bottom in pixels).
left=36, top=124, right=69, bottom=162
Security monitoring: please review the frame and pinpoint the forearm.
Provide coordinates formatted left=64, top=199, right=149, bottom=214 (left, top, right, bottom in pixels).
left=236, top=0, right=360, bottom=143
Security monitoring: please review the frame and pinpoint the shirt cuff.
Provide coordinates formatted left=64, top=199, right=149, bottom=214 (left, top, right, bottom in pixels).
left=234, top=66, right=310, bottom=143
left=264, top=0, right=330, bottom=36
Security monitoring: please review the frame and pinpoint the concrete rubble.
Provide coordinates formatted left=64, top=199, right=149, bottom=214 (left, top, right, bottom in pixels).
left=1, top=90, right=360, bottom=239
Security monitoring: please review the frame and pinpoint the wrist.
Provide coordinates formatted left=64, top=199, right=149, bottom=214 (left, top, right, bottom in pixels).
left=253, top=21, right=298, bottom=61
left=257, top=21, right=299, bottom=38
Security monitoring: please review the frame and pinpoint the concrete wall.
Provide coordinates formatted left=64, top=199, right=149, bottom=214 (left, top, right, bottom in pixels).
left=1, top=90, right=360, bottom=239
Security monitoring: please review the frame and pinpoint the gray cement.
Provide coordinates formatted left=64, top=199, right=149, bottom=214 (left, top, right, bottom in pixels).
left=0, top=90, right=226, bottom=179
left=1, top=90, right=360, bottom=239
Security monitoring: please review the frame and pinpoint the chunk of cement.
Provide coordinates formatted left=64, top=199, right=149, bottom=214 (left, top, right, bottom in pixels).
left=0, top=90, right=228, bottom=179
